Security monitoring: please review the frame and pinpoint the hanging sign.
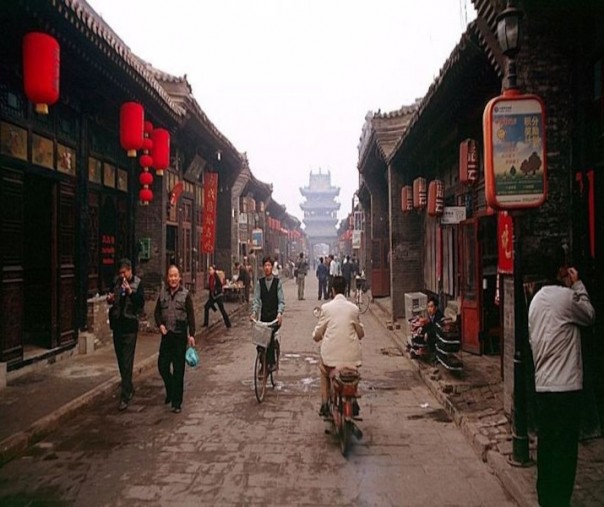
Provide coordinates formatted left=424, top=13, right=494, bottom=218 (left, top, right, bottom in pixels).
left=352, top=230, right=362, bottom=249
left=251, top=228, right=264, bottom=249
left=459, top=139, right=478, bottom=184
left=497, top=211, right=514, bottom=274
left=201, top=172, right=218, bottom=253
left=483, top=90, right=547, bottom=209
left=441, top=206, right=466, bottom=225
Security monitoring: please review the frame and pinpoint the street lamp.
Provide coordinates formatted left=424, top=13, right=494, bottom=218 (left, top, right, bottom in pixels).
left=496, top=1, right=523, bottom=90
left=496, top=0, right=532, bottom=467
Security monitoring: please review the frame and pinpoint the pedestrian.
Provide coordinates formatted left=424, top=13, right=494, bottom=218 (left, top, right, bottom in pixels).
left=341, top=255, right=353, bottom=298
left=528, top=250, right=595, bottom=507
left=251, top=256, right=285, bottom=373
left=202, top=265, right=232, bottom=328
left=328, top=254, right=341, bottom=298
left=107, top=258, right=144, bottom=411
left=295, top=252, right=309, bottom=300
left=235, top=260, right=251, bottom=303
left=316, top=256, right=329, bottom=300
left=154, top=265, right=196, bottom=414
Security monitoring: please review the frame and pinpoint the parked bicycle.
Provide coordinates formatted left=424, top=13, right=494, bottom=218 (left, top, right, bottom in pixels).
left=250, top=318, right=280, bottom=402
left=353, top=275, right=369, bottom=314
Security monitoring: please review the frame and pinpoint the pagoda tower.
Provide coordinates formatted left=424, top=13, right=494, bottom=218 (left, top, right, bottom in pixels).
left=300, top=169, right=340, bottom=253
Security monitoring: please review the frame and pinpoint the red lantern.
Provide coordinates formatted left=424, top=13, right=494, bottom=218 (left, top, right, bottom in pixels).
left=151, top=128, right=170, bottom=176
left=139, top=188, right=153, bottom=205
left=142, top=137, right=154, bottom=151
left=413, top=177, right=427, bottom=209
left=427, top=180, right=444, bottom=216
left=401, top=185, right=413, bottom=212
left=139, top=154, right=153, bottom=169
left=459, top=139, right=478, bottom=184
left=23, top=32, right=60, bottom=115
left=144, top=121, right=154, bottom=134
left=139, top=170, right=154, bottom=187
left=120, top=102, right=144, bottom=157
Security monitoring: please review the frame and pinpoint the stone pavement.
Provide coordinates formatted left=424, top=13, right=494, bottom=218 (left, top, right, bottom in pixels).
left=1, top=282, right=603, bottom=506
left=370, top=295, right=604, bottom=507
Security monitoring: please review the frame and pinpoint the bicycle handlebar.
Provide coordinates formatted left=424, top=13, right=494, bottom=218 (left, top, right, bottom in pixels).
left=251, top=318, right=279, bottom=327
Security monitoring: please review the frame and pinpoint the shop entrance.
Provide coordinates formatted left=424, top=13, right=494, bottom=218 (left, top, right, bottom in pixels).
left=23, top=175, right=53, bottom=350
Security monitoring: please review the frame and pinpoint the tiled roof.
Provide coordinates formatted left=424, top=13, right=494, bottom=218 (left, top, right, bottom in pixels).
left=61, top=0, right=184, bottom=116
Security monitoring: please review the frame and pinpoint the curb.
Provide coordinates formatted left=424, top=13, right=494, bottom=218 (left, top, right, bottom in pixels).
left=0, top=303, right=247, bottom=467
left=369, top=300, right=538, bottom=507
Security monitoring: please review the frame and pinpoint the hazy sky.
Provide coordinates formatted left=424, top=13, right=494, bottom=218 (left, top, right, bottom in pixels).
left=88, top=0, right=476, bottom=226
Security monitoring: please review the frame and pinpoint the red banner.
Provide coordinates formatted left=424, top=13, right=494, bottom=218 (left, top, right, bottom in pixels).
left=201, top=172, right=218, bottom=253
left=497, top=211, right=514, bottom=274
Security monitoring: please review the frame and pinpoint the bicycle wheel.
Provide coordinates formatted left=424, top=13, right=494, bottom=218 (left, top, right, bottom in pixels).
left=340, top=419, right=352, bottom=457
left=357, top=291, right=369, bottom=314
left=254, top=348, right=268, bottom=403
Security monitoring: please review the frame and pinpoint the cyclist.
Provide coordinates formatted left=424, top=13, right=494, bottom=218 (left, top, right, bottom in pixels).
left=312, top=275, right=364, bottom=417
left=251, top=256, right=285, bottom=374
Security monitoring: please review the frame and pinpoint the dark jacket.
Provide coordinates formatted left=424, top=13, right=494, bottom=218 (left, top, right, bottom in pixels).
left=109, top=275, right=144, bottom=332
left=154, top=285, right=196, bottom=336
left=316, top=263, right=329, bottom=281
left=260, top=277, right=279, bottom=322
left=208, top=272, right=224, bottom=300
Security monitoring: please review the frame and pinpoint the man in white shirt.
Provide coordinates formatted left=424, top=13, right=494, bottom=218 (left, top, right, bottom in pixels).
left=528, top=252, right=595, bottom=507
left=312, top=276, right=364, bottom=417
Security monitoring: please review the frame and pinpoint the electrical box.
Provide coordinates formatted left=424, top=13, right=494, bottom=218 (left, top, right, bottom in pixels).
left=138, top=238, right=151, bottom=260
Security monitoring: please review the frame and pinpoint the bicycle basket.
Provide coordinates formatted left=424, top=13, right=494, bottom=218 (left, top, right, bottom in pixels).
left=251, top=321, right=273, bottom=347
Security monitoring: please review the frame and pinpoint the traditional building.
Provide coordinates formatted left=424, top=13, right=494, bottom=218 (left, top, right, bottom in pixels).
left=300, top=169, right=339, bottom=255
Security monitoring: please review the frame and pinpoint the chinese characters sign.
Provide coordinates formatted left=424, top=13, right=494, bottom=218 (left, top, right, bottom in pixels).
left=497, top=211, right=514, bottom=274
left=201, top=172, right=218, bottom=253
left=483, top=92, right=547, bottom=209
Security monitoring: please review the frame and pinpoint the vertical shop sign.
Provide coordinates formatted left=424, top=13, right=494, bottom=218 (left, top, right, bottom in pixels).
left=483, top=91, right=547, bottom=209
left=497, top=211, right=514, bottom=274
left=201, top=172, right=218, bottom=253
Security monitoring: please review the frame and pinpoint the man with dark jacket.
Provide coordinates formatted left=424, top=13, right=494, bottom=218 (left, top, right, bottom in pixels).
left=107, top=258, right=144, bottom=411
left=316, top=256, right=329, bottom=300
left=154, top=265, right=196, bottom=414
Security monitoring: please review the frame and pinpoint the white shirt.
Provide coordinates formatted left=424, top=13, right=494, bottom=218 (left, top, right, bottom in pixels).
left=329, top=259, right=341, bottom=276
left=528, top=281, right=595, bottom=392
left=312, top=294, right=364, bottom=367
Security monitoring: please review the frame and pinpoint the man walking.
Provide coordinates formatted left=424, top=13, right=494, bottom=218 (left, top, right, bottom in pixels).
left=316, top=256, right=329, bottom=300
left=295, top=252, right=309, bottom=300
left=528, top=251, right=595, bottom=507
left=107, top=258, right=144, bottom=411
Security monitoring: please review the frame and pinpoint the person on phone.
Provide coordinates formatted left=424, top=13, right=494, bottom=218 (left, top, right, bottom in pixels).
left=154, top=265, right=196, bottom=414
left=107, top=258, right=144, bottom=411
left=528, top=251, right=595, bottom=506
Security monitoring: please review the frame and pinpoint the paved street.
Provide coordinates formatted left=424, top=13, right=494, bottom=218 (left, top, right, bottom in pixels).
left=0, top=278, right=516, bottom=506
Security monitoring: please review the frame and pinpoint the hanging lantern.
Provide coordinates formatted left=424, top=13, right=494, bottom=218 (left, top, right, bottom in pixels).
left=142, top=137, right=153, bottom=152
left=427, top=180, right=445, bottom=217
left=401, top=185, right=413, bottom=212
left=139, top=188, right=153, bottom=205
left=151, top=128, right=170, bottom=176
left=139, top=154, right=153, bottom=169
left=459, top=139, right=479, bottom=184
left=120, top=102, right=144, bottom=157
left=144, top=121, right=154, bottom=134
left=23, top=32, right=60, bottom=115
left=139, top=170, right=154, bottom=188
left=413, top=177, right=427, bottom=209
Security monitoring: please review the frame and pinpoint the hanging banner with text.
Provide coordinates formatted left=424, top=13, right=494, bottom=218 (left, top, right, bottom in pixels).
left=201, top=172, right=218, bottom=253
left=483, top=91, right=547, bottom=209
left=497, top=211, right=514, bottom=274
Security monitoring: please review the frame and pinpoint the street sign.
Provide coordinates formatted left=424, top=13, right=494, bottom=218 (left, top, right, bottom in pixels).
left=440, top=206, right=466, bottom=225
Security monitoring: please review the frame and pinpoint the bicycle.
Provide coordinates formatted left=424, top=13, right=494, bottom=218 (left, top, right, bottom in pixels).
left=251, top=318, right=280, bottom=402
left=353, top=276, right=369, bottom=314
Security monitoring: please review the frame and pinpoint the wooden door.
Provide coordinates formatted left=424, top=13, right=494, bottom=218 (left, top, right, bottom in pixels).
left=0, top=167, right=24, bottom=362
left=370, top=238, right=390, bottom=297
left=56, top=181, right=76, bottom=346
left=460, top=219, right=481, bottom=354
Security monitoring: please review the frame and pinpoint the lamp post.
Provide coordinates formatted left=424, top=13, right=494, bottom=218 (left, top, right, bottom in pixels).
left=496, top=0, right=532, bottom=467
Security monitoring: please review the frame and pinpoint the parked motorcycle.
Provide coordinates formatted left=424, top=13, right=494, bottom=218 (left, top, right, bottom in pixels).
left=313, top=307, right=363, bottom=456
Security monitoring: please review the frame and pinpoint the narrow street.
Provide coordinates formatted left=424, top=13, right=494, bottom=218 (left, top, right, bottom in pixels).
left=0, top=277, right=515, bottom=506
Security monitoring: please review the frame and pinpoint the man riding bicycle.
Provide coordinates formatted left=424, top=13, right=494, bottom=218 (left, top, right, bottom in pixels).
left=312, top=275, right=364, bottom=417
left=251, top=255, right=285, bottom=374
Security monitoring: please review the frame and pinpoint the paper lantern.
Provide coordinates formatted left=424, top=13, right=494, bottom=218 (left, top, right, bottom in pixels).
left=413, top=177, right=427, bottom=209
left=427, top=180, right=444, bottom=216
left=151, top=128, right=170, bottom=176
left=120, top=102, right=144, bottom=157
left=144, top=121, right=154, bottom=134
left=139, top=154, right=153, bottom=169
left=401, top=185, right=413, bottom=212
left=139, top=188, right=153, bottom=205
left=23, top=32, right=60, bottom=114
left=459, top=139, right=478, bottom=184
left=139, top=170, right=153, bottom=187
left=142, top=137, right=153, bottom=151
